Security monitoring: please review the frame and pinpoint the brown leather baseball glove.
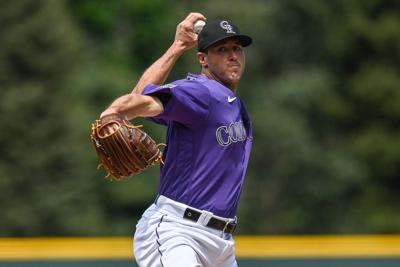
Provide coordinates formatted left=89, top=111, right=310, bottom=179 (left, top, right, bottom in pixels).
left=90, top=114, right=164, bottom=180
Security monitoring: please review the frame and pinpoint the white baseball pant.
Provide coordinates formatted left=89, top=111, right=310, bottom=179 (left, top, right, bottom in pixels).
left=133, top=195, right=238, bottom=267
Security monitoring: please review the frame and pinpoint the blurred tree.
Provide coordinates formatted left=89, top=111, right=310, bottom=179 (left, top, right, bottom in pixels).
left=236, top=0, right=400, bottom=234
left=0, top=0, right=102, bottom=235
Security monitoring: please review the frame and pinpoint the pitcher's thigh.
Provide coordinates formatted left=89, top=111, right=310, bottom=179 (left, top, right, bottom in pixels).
left=162, top=244, right=202, bottom=267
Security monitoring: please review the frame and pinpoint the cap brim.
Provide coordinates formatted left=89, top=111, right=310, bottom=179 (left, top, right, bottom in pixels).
left=199, top=34, right=252, bottom=52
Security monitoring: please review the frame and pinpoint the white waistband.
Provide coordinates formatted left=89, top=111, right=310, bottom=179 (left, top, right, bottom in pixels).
left=154, top=195, right=236, bottom=227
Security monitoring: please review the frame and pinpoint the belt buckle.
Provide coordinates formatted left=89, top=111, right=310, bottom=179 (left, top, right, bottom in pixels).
left=222, top=216, right=237, bottom=235
left=222, top=221, right=236, bottom=235
left=222, top=221, right=230, bottom=234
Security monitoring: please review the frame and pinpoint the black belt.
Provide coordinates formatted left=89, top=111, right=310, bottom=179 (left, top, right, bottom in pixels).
left=183, top=208, right=237, bottom=234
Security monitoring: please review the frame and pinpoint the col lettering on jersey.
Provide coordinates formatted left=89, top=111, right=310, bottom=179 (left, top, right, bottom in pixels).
left=216, top=120, right=247, bottom=147
left=142, top=73, right=253, bottom=218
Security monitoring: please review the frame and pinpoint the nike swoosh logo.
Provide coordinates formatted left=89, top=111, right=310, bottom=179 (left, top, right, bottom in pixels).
left=227, top=96, right=237, bottom=103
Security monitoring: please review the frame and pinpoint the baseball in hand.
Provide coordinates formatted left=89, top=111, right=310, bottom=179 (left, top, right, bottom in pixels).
left=193, top=20, right=206, bottom=34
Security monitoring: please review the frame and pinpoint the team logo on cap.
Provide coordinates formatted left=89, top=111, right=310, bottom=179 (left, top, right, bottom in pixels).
left=220, top=21, right=236, bottom=34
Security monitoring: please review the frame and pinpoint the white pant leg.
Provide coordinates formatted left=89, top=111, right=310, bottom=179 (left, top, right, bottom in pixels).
left=134, top=206, right=203, bottom=267
left=134, top=205, right=164, bottom=267
left=216, top=236, right=238, bottom=267
left=162, top=244, right=202, bottom=267
left=133, top=199, right=238, bottom=267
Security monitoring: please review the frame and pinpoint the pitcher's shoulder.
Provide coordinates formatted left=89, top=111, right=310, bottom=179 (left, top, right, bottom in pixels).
left=171, top=73, right=209, bottom=90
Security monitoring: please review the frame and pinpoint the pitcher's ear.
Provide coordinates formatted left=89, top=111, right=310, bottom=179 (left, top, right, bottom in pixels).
left=197, top=52, right=208, bottom=68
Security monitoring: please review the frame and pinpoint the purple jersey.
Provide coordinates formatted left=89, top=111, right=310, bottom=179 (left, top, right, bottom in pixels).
left=142, top=73, right=252, bottom=218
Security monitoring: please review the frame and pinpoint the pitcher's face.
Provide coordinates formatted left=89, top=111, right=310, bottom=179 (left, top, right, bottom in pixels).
left=198, top=38, right=246, bottom=91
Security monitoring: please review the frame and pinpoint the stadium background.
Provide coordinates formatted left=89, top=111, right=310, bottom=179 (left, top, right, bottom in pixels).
left=1, top=0, right=399, bottom=266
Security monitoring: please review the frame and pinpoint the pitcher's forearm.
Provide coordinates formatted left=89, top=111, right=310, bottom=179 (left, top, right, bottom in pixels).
left=100, top=94, right=164, bottom=120
left=132, top=41, right=187, bottom=95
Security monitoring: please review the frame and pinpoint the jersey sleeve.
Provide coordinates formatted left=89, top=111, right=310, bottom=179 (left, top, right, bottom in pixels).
left=142, top=82, right=210, bottom=127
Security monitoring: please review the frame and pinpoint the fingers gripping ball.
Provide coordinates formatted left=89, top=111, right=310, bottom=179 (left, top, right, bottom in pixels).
left=90, top=114, right=165, bottom=180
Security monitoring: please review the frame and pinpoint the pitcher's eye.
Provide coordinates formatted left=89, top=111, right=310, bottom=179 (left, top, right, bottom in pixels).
left=233, top=46, right=243, bottom=52
left=217, top=47, right=227, bottom=52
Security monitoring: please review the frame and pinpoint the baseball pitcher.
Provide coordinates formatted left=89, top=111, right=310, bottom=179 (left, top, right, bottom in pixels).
left=94, top=12, right=253, bottom=267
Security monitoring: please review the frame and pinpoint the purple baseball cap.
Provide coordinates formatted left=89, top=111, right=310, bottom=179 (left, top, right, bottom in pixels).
left=197, top=20, right=252, bottom=52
